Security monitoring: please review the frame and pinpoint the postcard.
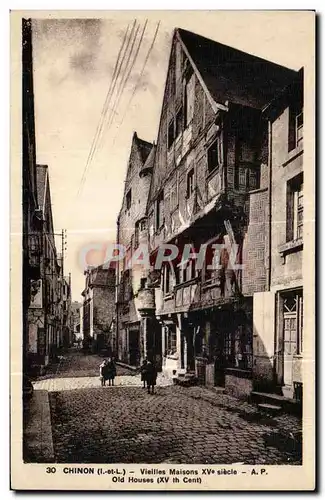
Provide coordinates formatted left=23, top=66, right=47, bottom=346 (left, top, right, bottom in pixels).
left=11, top=9, right=315, bottom=491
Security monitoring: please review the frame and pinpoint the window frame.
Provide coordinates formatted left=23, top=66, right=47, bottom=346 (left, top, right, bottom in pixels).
left=286, top=173, right=303, bottom=242
left=207, top=136, right=221, bottom=175
left=296, top=111, right=303, bottom=147
left=288, top=105, right=303, bottom=152
left=139, top=219, right=147, bottom=232
left=166, top=325, right=177, bottom=355
left=186, top=167, right=195, bottom=198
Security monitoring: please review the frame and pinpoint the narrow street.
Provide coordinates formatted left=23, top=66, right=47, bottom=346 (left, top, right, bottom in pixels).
left=32, top=350, right=302, bottom=465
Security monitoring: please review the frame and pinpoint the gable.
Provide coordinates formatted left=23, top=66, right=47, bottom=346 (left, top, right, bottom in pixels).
left=149, top=32, right=216, bottom=203
left=178, top=28, right=297, bottom=110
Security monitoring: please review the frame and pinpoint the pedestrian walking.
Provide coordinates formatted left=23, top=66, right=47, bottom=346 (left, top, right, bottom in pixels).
left=140, top=359, right=148, bottom=388
left=99, top=359, right=107, bottom=387
left=106, top=357, right=117, bottom=386
left=146, top=359, right=157, bottom=394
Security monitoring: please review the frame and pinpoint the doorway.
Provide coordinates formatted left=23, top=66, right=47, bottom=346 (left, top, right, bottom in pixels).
left=128, top=329, right=140, bottom=366
left=281, top=290, right=303, bottom=389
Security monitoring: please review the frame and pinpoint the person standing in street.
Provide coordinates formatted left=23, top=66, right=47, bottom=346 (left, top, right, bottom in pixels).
left=106, top=357, right=117, bottom=386
left=146, top=359, right=157, bottom=394
left=99, top=359, right=107, bottom=387
left=140, top=359, right=148, bottom=389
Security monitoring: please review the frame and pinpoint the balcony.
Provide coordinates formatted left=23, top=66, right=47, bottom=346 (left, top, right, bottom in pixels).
left=157, top=267, right=241, bottom=315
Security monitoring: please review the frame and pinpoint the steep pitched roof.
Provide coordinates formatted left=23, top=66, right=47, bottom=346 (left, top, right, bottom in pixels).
left=177, top=28, right=298, bottom=110
left=262, top=66, right=304, bottom=121
left=134, top=132, right=153, bottom=163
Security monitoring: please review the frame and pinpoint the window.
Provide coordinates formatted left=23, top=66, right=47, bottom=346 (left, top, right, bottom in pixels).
left=235, top=165, right=260, bottom=191
left=288, top=106, right=303, bottom=152
left=178, top=259, right=196, bottom=284
left=287, top=174, right=303, bottom=241
left=166, top=325, right=177, bottom=355
left=139, top=219, right=147, bottom=231
left=156, top=191, right=164, bottom=230
left=177, top=262, right=187, bottom=284
left=207, top=138, right=220, bottom=173
left=164, top=265, right=171, bottom=294
left=126, top=189, right=132, bottom=210
left=168, top=120, right=175, bottom=149
left=186, top=168, right=195, bottom=198
left=175, top=107, right=183, bottom=138
left=296, top=111, right=303, bottom=146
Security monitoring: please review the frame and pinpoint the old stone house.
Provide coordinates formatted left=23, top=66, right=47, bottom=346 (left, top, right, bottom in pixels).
left=27, top=165, right=63, bottom=373
left=82, top=265, right=116, bottom=353
left=142, top=28, right=299, bottom=397
left=115, top=132, right=162, bottom=366
left=256, top=69, right=304, bottom=401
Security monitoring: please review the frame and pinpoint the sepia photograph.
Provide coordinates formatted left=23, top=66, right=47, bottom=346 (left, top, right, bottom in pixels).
left=11, top=9, right=315, bottom=490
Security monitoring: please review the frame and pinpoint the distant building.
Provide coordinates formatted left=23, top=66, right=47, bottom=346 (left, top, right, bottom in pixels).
left=70, top=300, right=82, bottom=343
left=27, top=165, right=63, bottom=373
left=61, top=275, right=72, bottom=348
left=22, top=18, right=74, bottom=376
left=79, top=306, right=83, bottom=340
left=82, top=265, right=116, bottom=353
left=115, top=132, right=162, bottom=367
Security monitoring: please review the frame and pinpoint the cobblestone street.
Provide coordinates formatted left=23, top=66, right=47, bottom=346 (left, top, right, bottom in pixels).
left=34, top=351, right=302, bottom=465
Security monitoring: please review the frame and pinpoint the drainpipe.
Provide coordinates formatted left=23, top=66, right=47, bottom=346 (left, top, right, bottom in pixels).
left=267, top=117, right=278, bottom=387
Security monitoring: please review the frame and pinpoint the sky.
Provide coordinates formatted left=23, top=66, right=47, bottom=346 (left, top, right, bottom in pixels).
left=31, top=11, right=310, bottom=301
